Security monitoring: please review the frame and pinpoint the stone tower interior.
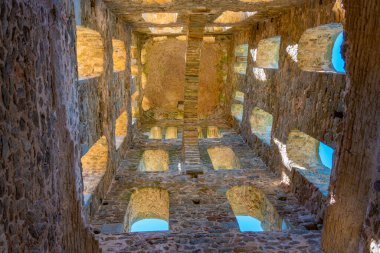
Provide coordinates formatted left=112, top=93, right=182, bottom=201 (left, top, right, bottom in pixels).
left=0, top=0, right=379, bottom=252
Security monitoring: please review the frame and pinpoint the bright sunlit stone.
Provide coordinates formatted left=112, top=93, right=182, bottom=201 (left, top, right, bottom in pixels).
left=142, top=13, right=178, bottom=24
left=149, top=27, right=183, bottom=34
left=214, top=11, right=256, bottom=24
left=130, top=219, right=169, bottom=232
left=286, top=44, right=298, bottom=62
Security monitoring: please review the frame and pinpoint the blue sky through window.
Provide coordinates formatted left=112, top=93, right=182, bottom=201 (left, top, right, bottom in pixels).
left=318, top=142, right=334, bottom=169
left=332, top=32, right=345, bottom=73
left=236, top=215, right=264, bottom=232
left=130, top=219, right=169, bottom=232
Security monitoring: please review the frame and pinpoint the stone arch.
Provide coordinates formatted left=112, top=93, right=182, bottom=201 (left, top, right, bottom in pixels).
left=207, top=146, right=241, bottom=170
left=286, top=130, right=334, bottom=195
left=112, top=39, right=126, bottom=72
left=298, top=23, right=345, bottom=73
left=150, top=126, right=163, bottom=139
left=256, top=36, right=281, bottom=69
left=226, top=186, right=286, bottom=231
left=125, top=188, right=169, bottom=232
left=76, top=26, right=104, bottom=79
left=207, top=126, right=222, bottom=138
left=249, top=107, right=273, bottom=145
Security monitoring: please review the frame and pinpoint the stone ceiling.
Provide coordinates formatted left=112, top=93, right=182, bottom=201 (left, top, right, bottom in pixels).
left=103, top=0, right=310, bottom=35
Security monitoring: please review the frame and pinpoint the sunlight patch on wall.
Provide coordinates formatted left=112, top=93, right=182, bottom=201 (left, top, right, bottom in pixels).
left=112, top=39, right=126, bottom=72
left=203, top=36, right=215, bottom=43
left=250, top=48, right=257, bottom=62
left=250, top=107, right=273, bottom=145
left=142, top=13, right=178, bottom=24
left=125, top=188, right=169, bottom=232
left=214, top=11, right=256, bottom=24
left=81, top=136, right=108, bottom=195
left=76, top=26, right=104, bottom=79
left=149, top=27, right=183, bottom=34
left=205, top=26, right=232, bottom=33
left=234, top=91, right=245, bottom=103
left=252, top=68, right=267, bottom=81
left=142, top=0, right=172, bottom=4
left=115, top=111, right=128, bottom=150
left=286, top=44, right=298, bottom=62
left=208, top=146, right=241, bottom=170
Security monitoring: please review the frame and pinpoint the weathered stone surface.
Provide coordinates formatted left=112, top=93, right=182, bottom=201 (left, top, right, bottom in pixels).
left=298, top=23, right=343, bottom=73
left=321, top=0, right=380, bottom=252
left=0, top=0, right=100, bottom=251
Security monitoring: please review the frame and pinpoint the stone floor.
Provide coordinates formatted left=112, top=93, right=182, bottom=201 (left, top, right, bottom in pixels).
left=90, top=121, right=323, bottom=252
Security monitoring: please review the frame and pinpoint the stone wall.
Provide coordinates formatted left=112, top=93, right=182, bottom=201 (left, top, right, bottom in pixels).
left=321, top=0, right=380, bottom=252
left=76, top=0, right=133, bottom=220
left=231, top=0, right=346, bottom=221
left=139, top=36, right=231, bottom=121
left=0, top=0, right=100, bottom=251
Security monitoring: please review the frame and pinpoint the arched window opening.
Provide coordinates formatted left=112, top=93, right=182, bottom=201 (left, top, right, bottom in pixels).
left=138, top=150, right=169, bottom=172
left=207, top=126, right=222, bottom=138
left=76, top=26, right=104, bottom=79
left=234, top=44, right=249, bottom=74
left=115, top=111, right=128, bottom=150
left=318, top=141, right=334, bottom=170
left=165, top=127, right=178, bottom=139
left=81, top=136, right=108, bottom=199
left=287, top=130, right=335, bottom=195
left=150, top=126, right=162, bottom=139
left=226, top=186, right=288, bottom=232
left=256, top=36, right=281, bottom=69
left=332, top=32, right=345, bottom=73
left=125, top=188, right=169, bottom=232
left=231, top=104, right=243, bottom=122
left=298, top=23, right=345, bottom=73
left=112, top=39, right=126, bottom=72
left=207, top=146, right=241, bottom=170
left=249, top=107, right=273, bottom=145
